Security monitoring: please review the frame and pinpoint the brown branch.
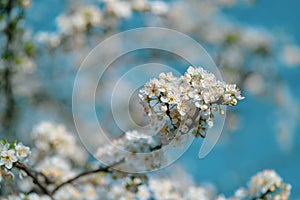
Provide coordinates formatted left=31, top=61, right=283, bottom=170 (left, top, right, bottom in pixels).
left=252, top=187, right=274, bottom=200
left=50, top=158, right=125, bottom=195
left=165, top=103, right=177, bottom=129
left=15, top=162, right=53, bottom=198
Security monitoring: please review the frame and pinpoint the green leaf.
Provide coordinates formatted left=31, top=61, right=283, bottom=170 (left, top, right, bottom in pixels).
left=0, top=13, right=5, bottom=21
left=15, top=57, right=23, bottom=65
left=9, top=140, right=17, bottom=149
left=24, top=41, right=35, bottom=56
left=253, top=44, right=270, bottom=56
left=2, top=50, right=14, bottom=61
left=224, top=33, right=240, bottom=45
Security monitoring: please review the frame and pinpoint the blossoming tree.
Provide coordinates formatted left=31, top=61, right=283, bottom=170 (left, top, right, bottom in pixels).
left=0, top=0, right=297, bottom=199
left=0, top=66, right=291, bottom=199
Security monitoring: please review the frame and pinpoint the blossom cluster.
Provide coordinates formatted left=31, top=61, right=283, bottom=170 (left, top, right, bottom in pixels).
left=105, top=0, right=169, bottom=18
left=8, top=122, right=87, bottom=195
left=162, top=0, right=300, bottom=154
left=2, top=167, right=291, bottom=200
left=0, top=141, right=31, bottom=185
left=98, top=169, right=290, bottom=200
left=56, top=6, right=103, bottom=35
left=13, top=122, right=88, bottom=198
left=95, top=130, right=163, bottom=171
left=35, top=155, right=76, bottom=183
left=0, top=121, right=292, bottom=200
left=35, top=0, right=169, bottom=48
left=283, top=44, right=300, bottom=66
left=32, top=121, right=86, bottom=165
left=35, top=5, right=103, bottom=48
left=139, top=66, right=244, bottom=139
left=0, top=0, right=298, bottom=199
left=102, top=0, right=168, bottom=26
left=219, top=170, right=291, bottom=200
left=95, top=66, right=244, bottom=171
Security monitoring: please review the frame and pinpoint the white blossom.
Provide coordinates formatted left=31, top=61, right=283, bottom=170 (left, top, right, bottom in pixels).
left=106, top=1, right=132, bottom=18
left=184, top=186, right=212, bottom=200
left=137, top=185, right=151, bottom=200
left=54, top=185, right=82, bottom=200
left=56, top=5, right=103, bottom=35
left=131, top=0, right=150, bottom=12
left=149, top=1, right=169, bottom=15
left=0, top=146, right=18, bottom=169
left=32, top=121, right=87, bottom=164
left=35, top=155, right=76, bottom=183
left=35, top=32, right=61, bottom=48
left=282, top=44, right=300, bottom=66
left=248, top=170, right=289, bottom=199
left=15, top=143, right=31, bottom=161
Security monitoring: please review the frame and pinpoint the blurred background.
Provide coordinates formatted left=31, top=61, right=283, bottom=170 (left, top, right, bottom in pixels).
left=0, top=0, right=299, bottom=199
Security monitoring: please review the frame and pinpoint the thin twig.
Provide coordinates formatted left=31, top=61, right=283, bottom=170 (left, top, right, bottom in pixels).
left=50, top=159, right=125, bottom=195
left=165, top=103, right=177, bottom=129
left=15, top=162, right=53, bottom=198
left=252, top=187, right=273, bottom=200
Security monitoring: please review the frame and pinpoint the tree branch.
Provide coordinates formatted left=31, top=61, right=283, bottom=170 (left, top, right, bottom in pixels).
left=252, top=188, right=273, bottom=200
left=50, top=158, right=125, bottom=195
left=15, top=162, right=53, bottom=198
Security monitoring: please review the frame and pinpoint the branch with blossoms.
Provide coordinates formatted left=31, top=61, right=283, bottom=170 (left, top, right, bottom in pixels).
left=36, top=0, right=170, bottom=49
left=0, top=0, right=169, bottom=133
left=14, top=162, right=52, bottom=196
left=95, top=66, right=245, bottom=171
left=139, top=66, right=244, bottom=136
left=0, top=66, right=291, bottom=200
left=0, top=141, right=54, bottom=197
left=0, top=138, right=292, bottom=200
left=0, top=139, right=126, bottom=199
left=49, top=158, right=125, bottom=195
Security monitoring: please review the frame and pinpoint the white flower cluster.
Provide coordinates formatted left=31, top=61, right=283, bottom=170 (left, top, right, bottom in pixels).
left=50, top=169, right=214, bottom=200
left=282, top=44, right=300, bottom=67
left=16, top=122, right=87, bottom=195
left=95, top=66, right=244, bottom=172
left=0, top=141, right=31, bottom=184
left=2, top=193, right=51, bottom=200
left=105, top=0, right=169, bottom=18
left=2, top=168, right=292, bottom=200
left=249, top=170, right=283, bottom=197
left=35, top=32, right=62, bottom=49
left=12, top=122, right=83, bottom=192
left=164, top=0, right=300, bottom=163
left=35, top=5, right=102, bottom=48
left=35, top=1, right=169, bottom=48
left=248, top=170, right=291, bottom=200
left=32, top=121, right=86, bottom=165
left=35, top=155, right=76, bottom=183
left=139, top=66, right=244, bottom=138
left=147, top=178, right=214, bottom=200
left=95, top=130, right=163, bottom=171
left=56, top=5, right=103, bottom=35
left=221, top=170, right=291, bottom=200
left=0, top=124, right=291, bottom=200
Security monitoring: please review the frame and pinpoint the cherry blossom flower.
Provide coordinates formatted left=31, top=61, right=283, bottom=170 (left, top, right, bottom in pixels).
left=0, top=147, right=18, bottom=169
left=15, top=143, right=31, bottom=161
